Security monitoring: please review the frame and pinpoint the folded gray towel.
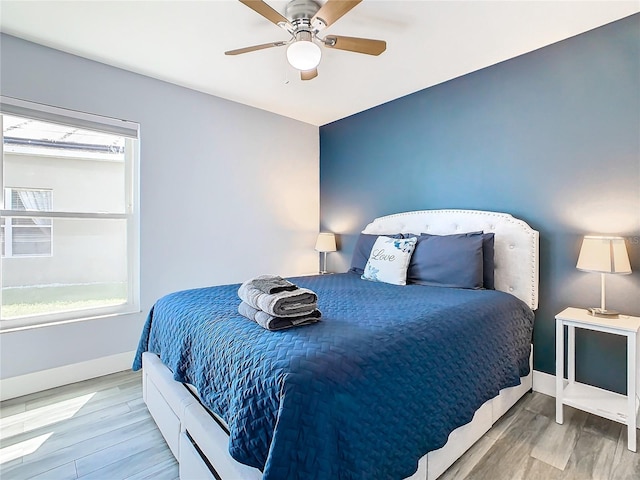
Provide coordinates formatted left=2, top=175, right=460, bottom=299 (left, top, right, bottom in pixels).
left=238, top=302, right=321, bottom=331
left=238, top=280, right=318, bottom=317
left=249, top=274, right=298, bottom=294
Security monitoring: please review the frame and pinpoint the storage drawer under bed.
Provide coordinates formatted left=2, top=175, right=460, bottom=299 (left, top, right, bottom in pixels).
left=181, top=401, right=262, bottom=480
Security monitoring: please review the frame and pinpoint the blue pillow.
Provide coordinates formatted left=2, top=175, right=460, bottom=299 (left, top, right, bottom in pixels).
left=349, top=233, right=403, bottom=275
left=480, top=233, right=495, bottom=289
left=407, top=233, right=484, bottom=289
left=407, top=232, right=495, bottom=289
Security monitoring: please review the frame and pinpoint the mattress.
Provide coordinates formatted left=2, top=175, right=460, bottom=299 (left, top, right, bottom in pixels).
left=133, top=272, right=534, bottom=480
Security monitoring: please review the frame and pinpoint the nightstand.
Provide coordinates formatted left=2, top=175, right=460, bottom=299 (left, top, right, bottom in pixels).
left=555, top=307, right=640, bottom=451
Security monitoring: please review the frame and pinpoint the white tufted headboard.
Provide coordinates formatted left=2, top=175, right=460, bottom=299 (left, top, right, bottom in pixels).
left=362, top=210, right=539, bottom=310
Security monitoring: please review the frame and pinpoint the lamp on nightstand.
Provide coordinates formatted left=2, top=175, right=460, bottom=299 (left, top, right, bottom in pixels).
left=315, top=232, right=337, bottom=274
left=576, top=235, right=632, bottom=317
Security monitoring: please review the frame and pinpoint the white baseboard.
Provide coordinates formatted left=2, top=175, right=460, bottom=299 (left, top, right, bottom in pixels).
left=532, top=369, right=556, bottom=397
left=0, top=350, right=136, bottom=401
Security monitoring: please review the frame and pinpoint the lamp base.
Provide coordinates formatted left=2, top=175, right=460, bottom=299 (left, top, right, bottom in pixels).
left=587, top=307, right=619, bottom=318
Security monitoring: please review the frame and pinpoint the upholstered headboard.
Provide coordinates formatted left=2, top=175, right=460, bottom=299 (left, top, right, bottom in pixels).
left=362, top=209, right=539, bottom=310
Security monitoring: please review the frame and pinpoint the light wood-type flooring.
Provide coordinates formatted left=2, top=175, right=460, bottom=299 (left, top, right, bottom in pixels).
left=1, top=370, right=639, bottom=479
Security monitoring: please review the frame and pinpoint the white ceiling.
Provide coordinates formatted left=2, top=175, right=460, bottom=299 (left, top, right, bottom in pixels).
left=1, top=1, right=638, bottom=126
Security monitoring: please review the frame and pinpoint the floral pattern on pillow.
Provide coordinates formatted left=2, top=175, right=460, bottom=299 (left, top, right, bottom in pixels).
left=361, top=236, right=417, bottom=286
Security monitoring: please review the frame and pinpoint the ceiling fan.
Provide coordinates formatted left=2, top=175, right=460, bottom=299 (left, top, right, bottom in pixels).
left=225, top=0, right=386, bottom=81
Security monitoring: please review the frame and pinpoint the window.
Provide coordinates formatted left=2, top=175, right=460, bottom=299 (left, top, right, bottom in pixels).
left=0, top=97, right=139, bottom=329
left=2, top=188, right=53, bottom=257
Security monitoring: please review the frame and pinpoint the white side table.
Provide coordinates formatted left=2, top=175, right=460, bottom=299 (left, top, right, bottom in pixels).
left=555, top=307, right=640, bottom=451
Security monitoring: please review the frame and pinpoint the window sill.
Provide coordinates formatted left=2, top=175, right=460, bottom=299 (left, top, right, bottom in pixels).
left=0, top=309, right=142, bottom=334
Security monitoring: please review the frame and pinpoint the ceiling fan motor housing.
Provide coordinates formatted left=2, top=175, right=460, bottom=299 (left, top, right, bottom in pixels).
left=285, top=0, right=321, bottom=23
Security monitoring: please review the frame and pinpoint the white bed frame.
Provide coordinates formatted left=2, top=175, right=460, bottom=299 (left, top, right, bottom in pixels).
left=141, top=209, right=539, bottom=480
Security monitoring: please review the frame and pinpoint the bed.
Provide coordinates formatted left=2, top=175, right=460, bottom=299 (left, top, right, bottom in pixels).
left=133, top=209, right=539, bottom=480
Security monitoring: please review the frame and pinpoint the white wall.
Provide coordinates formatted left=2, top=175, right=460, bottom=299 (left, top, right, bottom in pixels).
left=0, top=34, right=319, bottom=383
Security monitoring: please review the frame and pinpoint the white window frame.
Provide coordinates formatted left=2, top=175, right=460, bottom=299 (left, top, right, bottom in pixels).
left=0, top=96, right=140, bottom=330
left=2, top=187, right=53, bottom=258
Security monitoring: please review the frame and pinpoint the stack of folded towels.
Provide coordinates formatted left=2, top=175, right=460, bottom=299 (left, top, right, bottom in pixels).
left=237, top=274, right=321, bottom=331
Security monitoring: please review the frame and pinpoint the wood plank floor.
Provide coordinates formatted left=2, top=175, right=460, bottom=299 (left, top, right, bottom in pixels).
left=440, top=389, right=640, bottom=480
left=0, top=370, right=178, bottom=480
left=1, top=370, right=639, bottom=479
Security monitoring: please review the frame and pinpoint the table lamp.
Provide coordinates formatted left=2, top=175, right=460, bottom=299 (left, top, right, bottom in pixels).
left=315, top=232, right=336, bottom=274
left=576, top=235, right=631, bottom=317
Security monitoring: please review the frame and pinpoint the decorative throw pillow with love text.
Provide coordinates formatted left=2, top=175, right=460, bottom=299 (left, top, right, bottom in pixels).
left=361, top=236, right=417, bottom=286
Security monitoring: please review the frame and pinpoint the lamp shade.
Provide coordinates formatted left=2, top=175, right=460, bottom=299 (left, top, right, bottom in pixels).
left=315, top=232, right=336, bottom=253
left=576, top=236, right=631, bottom=274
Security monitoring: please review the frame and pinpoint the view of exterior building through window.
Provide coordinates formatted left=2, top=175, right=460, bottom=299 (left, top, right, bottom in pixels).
left=2, top=188, right=53, bottom=257
left=0, top=104, right=139, bottom=328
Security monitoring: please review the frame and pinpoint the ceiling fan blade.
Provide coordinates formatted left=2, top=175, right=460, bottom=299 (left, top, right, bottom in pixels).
left=225, top=41, right=287, bottom=56
left=312, top=0, right=362, bottom=29
left=239, top=0, right=291, bottom=28
left=300, top=68, right=318, bottom=81
left=324, top=35, right=386, bottom=55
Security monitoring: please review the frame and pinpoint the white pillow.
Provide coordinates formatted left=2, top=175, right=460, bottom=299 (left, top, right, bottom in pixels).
left=361, top=236, right=417, bottom=286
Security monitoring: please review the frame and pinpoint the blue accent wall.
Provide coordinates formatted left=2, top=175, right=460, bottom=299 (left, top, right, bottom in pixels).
left=320, top=14, right=640, bottom=393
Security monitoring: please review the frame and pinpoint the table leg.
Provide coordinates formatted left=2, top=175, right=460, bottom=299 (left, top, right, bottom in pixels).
left=556, top=320, right=564, bottom=424
left=568, top=325, right=575, bottom=384
left=628, top=333, right=637, bottom=452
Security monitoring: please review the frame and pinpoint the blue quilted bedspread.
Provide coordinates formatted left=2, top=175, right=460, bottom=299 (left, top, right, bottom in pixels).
left=133, top=273, right=534, bottom=480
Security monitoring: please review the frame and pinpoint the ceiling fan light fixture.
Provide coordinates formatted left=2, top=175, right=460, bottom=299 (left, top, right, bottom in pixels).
left=286, top=35, right=322, bottom=71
